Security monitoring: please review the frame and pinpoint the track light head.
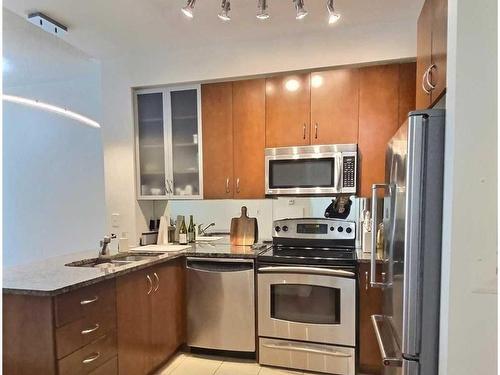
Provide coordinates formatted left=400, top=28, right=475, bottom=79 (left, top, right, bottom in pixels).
left=181, top=0, right=196, bottom=18
left=294, top=0, right=308, bottom=20
left=218, top=0, right=231, bottom=21
left=327, top=0, right=341, bottom=24
left=257, top=0, right=270, bottom=20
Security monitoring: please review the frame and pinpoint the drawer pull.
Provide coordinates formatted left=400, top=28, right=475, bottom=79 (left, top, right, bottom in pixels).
left=263, top=342, right=352, bottom=358
left=82, top=351, right=100, bottom=364
left=81, top=323, right=100, bottom=335
left=80, top=296, right=99, bottom=305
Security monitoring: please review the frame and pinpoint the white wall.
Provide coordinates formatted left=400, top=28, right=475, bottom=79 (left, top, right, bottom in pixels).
left=439, top=0, right=497, bottom=374
left=3, top=10, right=106, bottom=266
left=100, top=22, right=418, bottom=244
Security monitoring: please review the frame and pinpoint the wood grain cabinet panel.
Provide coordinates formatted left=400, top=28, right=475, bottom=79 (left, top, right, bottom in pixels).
left=358, top=263, right=384, bottom=375
left=233, top=79, right=266, bottom=198
left=310, top=69, right=359, bottom=145
left=201, top=82, right=234, bottom=199
left=431, top=0, right=447, bottom=101
left=416, top=0, right=433, bottom=110
left=265, top=73, right=311, bottom=147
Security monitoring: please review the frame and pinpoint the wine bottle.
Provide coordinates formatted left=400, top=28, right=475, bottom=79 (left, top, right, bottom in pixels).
left=179, top=217, right=188, bottom=245
left=188, top=215, right=195, bottom=243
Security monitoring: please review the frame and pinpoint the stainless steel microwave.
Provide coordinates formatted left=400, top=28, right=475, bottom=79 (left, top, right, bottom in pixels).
left=265, top=144, right=357, bottom=196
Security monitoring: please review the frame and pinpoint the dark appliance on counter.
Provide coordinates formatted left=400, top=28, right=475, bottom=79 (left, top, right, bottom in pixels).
left=257, top=217, right=358, bottom=375
left=370, top=109, right=445, bottom=375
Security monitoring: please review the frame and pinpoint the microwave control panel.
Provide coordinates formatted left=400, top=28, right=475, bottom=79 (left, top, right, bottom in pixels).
left=342, top=156, right=356, bottom=188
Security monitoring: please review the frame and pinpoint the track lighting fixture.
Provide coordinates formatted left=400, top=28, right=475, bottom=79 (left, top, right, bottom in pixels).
left=218, top=0, right=231, bottom=21
left=294, top=0, right=308, bottom=20
left=181, top=0, right=196, bottom=18
left=256, top=0, right=270, bottom=20
left=327, top=0, right=341, bottom=24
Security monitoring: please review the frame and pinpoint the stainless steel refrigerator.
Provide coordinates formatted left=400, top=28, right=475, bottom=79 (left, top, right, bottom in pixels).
left=369, top=109, right=445, bottom=375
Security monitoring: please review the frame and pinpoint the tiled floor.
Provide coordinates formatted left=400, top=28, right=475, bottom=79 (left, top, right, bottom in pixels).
left=155, top=352, right=315, bottom=375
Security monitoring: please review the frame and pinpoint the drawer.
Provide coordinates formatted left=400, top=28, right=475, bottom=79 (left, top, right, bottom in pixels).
left=56, top=306, right=117, bottom=359
left=88, top=356, right=118, bottom=375
left=58, top=332, right=117, bottom=375
left=55, top=279, right=116, bottom=327
left=259, top=337, right=355, bottom=375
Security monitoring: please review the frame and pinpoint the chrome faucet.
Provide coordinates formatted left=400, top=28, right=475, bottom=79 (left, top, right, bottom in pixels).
left=198, top=223, right=215, bottom=236
left=99, top=234, right=116, bottom=257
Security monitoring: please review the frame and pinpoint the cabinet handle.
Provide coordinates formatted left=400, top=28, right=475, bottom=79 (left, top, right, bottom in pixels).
left=421, top=70, right=431, bottom=95
left=303, top=124, right=306, bottom=139
left=80, top=296, right=98, bottom=305
left=146, top=274, right=153, bottom=295
left=426, top=64, right=437, bottom=90
left=81, top=323, right=100, bottom=335
left=225, top=178, right=230, bottom=193
left=153, top=272, right=160, bottom=292
left=365, top=271, right=369, bottom=291
left=236, top=178, right=240, bottom=193
left=82, top=352, right=100, bottom=364
left=315, top=123, right=318, bottom=139
left=167, top=179, right=174, bottom=194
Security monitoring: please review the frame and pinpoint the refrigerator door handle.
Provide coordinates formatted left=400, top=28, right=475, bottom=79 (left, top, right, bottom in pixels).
left=370, top=183, right=393, bottom=288
left=402, top=114, right=426, bottom=357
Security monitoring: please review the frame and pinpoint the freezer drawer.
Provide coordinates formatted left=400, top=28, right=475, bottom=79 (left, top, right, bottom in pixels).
left=259, top=338, right=355, bottom=375
left=186, top=258, right=255, bottom=352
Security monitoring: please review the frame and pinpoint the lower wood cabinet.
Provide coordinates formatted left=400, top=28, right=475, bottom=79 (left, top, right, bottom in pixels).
left=358, top=262, right=384, bottom=375
left=117, top=258, right=186, bottom=375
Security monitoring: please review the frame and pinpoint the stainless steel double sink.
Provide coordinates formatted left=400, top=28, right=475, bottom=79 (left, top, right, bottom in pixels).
left=65, top=252, right=163, bottom=269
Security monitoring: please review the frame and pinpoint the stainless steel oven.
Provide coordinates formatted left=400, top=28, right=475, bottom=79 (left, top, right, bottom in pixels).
left=265, top=144, right=357, bottom=196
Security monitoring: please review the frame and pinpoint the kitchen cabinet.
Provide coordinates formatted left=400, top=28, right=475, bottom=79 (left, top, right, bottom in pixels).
left=201, top=82, right=233, bottom=199
left=265, top=73, right=311, bottom=147
left=310, top=69, right=359, bottom=144
left=3, top=280, right=118, bottom=375
left=117, top=258, right=185, bottom=375
left=358, top=262, right=384, bottom=375
left=358, top=63, right=416, bottom=197
left=232, top=79, right=266, bottom=198
left=135, top=85, right=203, bottom=200
left=416, top=0, right=447, bottom=109
left=202, top=79, right=266, bottom=199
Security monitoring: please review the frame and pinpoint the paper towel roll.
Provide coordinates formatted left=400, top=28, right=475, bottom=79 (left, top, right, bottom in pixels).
left=157, top=216, right=170, bottom=245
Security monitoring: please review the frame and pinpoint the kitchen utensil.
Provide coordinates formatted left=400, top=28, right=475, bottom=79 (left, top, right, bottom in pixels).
left=230, top=206, right=258, bottom=246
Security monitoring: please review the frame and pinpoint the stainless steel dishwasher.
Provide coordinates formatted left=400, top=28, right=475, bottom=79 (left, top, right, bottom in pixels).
left=186, top=257, right=255, bottom=352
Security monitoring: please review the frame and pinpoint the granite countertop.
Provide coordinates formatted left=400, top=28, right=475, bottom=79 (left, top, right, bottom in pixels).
left=3, top=236, right=269, bottom=297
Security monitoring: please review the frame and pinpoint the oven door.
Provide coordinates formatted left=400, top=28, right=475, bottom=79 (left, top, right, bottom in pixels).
left=258, top=266, right=356, bottom=347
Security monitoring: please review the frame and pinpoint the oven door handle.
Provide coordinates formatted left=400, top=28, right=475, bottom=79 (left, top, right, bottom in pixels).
left=262, top=342, right=352, bottom=358
left=258, top=266, right=354, bottom=277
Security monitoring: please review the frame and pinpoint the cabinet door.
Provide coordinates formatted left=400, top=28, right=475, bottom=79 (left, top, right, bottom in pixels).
left=358, top=64, right=400, bottom=197
left=233, top=79, right=266, bottom=198
left=310, top=69, right=359, bottom=145
left=265, top=74, right=311, bottom=147
left=431, top=0, right=447, bottom=102
left=117, top=270, right=152, bottom=375
left=416, top=0, right=433, bottom=109
left=166, top=86, right=203, bottom=199
left=135, top=90, right=168, bottom=199
left=150, top=259, right=186, bottom=370
left=358, top=263, right=383, bottom=375
left=201, top=83, right=234, bottom=199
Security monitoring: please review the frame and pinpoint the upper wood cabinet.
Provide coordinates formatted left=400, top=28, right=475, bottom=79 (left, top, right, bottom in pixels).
left=265, top=73, right=311, bottom=147
left=416, top=0, right=447, bottom=109
left=233, top=79, right=266, bottom=198
left=358, top=63, right=416, bottom=197
left=201, top=83, right=233, bottom=199
left=310, top=69, right=359, bottom=145
left=202, top=79, right=266, bottom=199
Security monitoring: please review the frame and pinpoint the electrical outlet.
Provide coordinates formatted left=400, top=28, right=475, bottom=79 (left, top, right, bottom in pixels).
left=111, top=213, right=120, bottom=228
left=288, top=199, right=295, bottom=205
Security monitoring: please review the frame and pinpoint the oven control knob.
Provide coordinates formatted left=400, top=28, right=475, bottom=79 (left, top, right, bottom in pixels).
left=330, top=226, right=335, bottom=231
left=275, top=226, right=281, bottom=232
left=282, top=225, right=289, bottom=232
left=346, top=227, right=352, bottom=234
left=337, top=226, right=344, bottom=232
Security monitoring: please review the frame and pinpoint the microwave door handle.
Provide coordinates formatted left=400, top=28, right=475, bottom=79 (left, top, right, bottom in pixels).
left=336, top=156, right=342, bottom=192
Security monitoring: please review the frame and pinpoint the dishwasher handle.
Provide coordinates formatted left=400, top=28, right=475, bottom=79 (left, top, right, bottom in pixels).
left=186, top=258, right=254, bottom=273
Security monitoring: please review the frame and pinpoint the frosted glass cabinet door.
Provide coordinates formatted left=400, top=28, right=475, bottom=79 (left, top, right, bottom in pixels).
left=167, top=87, right=202, bottom=198
left=136, top=91, right=167, bottom=198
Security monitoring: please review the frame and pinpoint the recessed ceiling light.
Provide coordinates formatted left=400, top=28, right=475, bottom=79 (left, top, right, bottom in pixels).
left=181, top=0, right=196, bottom=18
left=257, top=0, right=270, bottom=20
left=327, top=0, right=341, bottom=24
left=294, top=0, right=308, bottom=20
left=218, top=0, right=231, bottom=21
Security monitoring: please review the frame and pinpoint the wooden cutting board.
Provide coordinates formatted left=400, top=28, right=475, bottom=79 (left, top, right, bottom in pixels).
left=230, top=206, right=258, bottom=245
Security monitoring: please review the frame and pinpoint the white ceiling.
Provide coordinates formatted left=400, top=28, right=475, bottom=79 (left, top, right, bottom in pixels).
left=3, top=0, right=424, bottom=61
